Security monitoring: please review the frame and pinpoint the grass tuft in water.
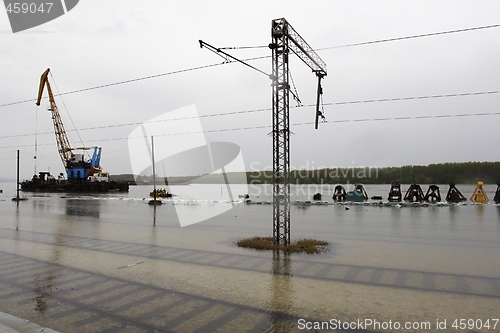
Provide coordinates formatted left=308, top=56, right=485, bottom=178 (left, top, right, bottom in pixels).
left=236, top=236, right=329, bottom=254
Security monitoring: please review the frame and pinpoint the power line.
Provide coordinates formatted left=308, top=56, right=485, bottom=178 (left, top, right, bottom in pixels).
left=1, top=110, right=499, bottom=151
left=76, top=110, right=500, bottom=144
left=0, top=89, right=498, bottom=141
left=1, top=24, right=498, bottom=109
left=317, top=23, right=500, bottom=50
left=323, top=90, right=500, bottom=106
left=219, top=45, right=269, bottom=50
left=0, top=62, right=226, bottom=108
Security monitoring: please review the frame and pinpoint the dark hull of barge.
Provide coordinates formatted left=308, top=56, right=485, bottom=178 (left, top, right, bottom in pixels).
left=20, top=180, right=129, bottom=193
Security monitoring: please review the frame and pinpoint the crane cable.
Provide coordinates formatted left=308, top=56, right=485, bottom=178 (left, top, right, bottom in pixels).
left=49, top=72, right=90, bottom=159
left=34, top=103, right=38, bottom=175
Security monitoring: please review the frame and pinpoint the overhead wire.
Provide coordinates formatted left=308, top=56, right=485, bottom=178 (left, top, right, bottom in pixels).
left=320, top=90, right=500, bottom=107
left=219, top=45, right=269, bottom=50
left=1, top=24, right=499, bottom=153
left=0, top=62, right=227, bottom=108
left=317, top=23, right=500, bottom=50
left=0, top=89, right=498, bottom=141
left=1, top=24, right=498, bottom=175
left=1, top=108, right=499, bottom=152
left=1, top=23, right=498, bottom=109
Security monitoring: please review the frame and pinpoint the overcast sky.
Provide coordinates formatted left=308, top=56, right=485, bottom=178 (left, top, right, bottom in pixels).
left=1, top=1, right=500, bottom=180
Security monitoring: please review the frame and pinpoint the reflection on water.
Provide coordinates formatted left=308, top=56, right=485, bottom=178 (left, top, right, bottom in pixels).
left=32, top=260, right=58, bottom=315
left=65, top=199, right=100, bottom=218
left=474, top=204, right=485, bottom=225
left=31, top=198, right=99, bottom=317
left=149, top=212, right=158, bottom=259
left=448, top=204, right=459, bottom=225
left=32, top=238, right=62, bottom=318
left=152, top=204, right=157, bottom=226
left=32, top=197, right=49, bottom=213
left=270, top=251, right=294, bottom=333
left=15, top=202, right=20, bottom=231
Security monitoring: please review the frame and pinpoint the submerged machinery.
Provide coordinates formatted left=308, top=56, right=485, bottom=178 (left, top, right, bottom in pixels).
left=424, top=185, right=441, bottom=202
left=332, top=182, right=495, bottom=204
left=446, top=182, right=466, bottom=203
left=332, top=185, right=347, bottom=202
left=494, top=180, right=500, bottom=204
left=470, top=181, right=489, bottom=203
left=346, top=184, right=368, bottom=202
left=403, top=184, right=425, bottom=202
left=388, top=182, right=402, bottom=202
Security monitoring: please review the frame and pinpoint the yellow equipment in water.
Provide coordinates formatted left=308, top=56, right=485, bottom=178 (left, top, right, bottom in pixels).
left=470, top=181, right=489, bottom=203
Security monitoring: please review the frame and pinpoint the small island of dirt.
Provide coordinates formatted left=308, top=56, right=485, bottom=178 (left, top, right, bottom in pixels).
left=236, top=236, right=329, bottom=254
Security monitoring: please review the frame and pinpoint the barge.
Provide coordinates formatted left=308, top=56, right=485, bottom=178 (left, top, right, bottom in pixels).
left=21, top=172, right=129, bottom=193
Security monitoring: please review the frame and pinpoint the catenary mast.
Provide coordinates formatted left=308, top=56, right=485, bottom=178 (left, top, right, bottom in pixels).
left=269, top=18, right=327, bottom=245
left=200, top=18, right=327, bottom=245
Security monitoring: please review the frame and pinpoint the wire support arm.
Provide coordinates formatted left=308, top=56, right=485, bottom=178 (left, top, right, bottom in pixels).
left=199, top=40, right=271, bottom=78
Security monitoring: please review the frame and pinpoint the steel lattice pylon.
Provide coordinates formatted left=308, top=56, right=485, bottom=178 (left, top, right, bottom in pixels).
left=271, top=19, right=291, bottom=245
left=199, top=19, right=326, bottom=246
left=270, top=18, right=327, bottom=246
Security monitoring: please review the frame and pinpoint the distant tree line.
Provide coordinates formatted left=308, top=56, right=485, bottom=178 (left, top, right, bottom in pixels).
left=112, top=162, right=500, bottom=185
left=246, top=162, right=500, bottom=185
left=370, top=162, right=500, bottom=184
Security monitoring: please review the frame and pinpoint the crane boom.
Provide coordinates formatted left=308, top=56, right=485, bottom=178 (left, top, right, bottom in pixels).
left=36, top=68, right=73, bottom=168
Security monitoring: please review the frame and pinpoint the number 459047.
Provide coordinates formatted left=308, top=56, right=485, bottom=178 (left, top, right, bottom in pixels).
left=5, top=3, right=53, bottom=14
left=452, top=319, right=498, bottom=330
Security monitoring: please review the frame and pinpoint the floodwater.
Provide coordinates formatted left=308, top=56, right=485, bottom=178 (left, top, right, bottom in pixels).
left=0, top=183, right=499, bottom=333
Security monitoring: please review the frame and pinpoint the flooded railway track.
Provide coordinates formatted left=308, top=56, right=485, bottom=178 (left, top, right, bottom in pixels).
left=1, top=228, right=499, bottom=300
left=0, top=251, right=312, bottom=333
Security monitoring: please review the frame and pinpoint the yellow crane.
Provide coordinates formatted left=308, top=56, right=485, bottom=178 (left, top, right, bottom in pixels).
left=36, top=68, right=73, bottom=168
left=36, top=68, right=102, bottom=180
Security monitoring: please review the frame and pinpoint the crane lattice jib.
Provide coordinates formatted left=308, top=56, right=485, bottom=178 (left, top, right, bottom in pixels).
left=279, top=18, right=327, bottom=77
left=36, top=68, right=73, bottom=169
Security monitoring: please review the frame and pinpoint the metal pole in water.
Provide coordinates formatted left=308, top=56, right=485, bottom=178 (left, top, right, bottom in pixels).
left=152, top=136, right=156, bottom=201
left=16, top=149, right=20, bottom=200
left=12, top=150, right=24, bottom=202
